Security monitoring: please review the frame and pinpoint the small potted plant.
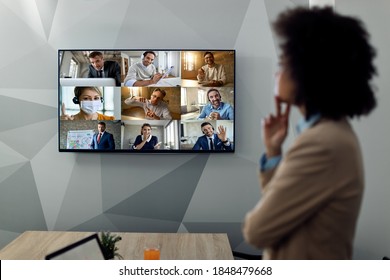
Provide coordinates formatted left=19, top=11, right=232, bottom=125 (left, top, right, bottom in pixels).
left=99, top=231, right=123, bottom=260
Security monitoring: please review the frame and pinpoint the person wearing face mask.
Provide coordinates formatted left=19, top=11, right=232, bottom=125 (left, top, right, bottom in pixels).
left=124, top=88, right=172, bottom=120
left=61, top=87, right=114, bottom=121
left=91, top=121, right=115, bottom=150
left=197, top=52, right=226, bottom=86
left=124, top=51, right=163, bottom=87
left=197, top=88, right=234, bottom=120
left=192, top=122, right=232, bottom=151
left=132, top=123, right=160, bottom=150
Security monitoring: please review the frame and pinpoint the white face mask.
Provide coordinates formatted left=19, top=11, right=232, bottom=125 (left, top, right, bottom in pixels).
left=80, top=100, right=102, bottom=114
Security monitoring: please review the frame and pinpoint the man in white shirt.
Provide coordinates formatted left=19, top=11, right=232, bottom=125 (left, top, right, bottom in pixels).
left=124, top=51, right=162, bottom=86
left=124, top=88, right=172, bottom=120
left=197, top=52, right=227, bottom=86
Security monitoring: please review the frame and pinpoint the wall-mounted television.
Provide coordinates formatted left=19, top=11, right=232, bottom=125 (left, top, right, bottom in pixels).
left=58, top=49, right=235, bottom=153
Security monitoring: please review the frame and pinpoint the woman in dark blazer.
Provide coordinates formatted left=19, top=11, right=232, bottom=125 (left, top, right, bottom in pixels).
left=132, top=123, right=160, bottom=150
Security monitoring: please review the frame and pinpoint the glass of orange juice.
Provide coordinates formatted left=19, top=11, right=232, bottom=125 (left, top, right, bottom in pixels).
left=144, top=244, right=160, bottom=260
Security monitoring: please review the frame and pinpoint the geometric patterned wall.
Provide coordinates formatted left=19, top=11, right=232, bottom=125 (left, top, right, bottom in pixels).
left=1, top=0, right=389, bottom=259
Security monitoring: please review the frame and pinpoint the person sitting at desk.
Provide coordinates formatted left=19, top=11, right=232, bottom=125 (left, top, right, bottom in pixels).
left=88, top=51, right=121, bottom=86
left=197, top=52, right=226, bottom=86
left=192, top=122, right=232, bottom=151
left=133, top=123, right=160, bottom=150
left=124, top=51, right=162, bottom=87
left=198, top=88, right=234, bottom=120
left=61, top=87, right=115, bottom=121
left=124, top=88, right=172, bottom=120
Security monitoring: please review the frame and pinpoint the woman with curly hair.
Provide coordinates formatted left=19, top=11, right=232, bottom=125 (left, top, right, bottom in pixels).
left=243, top=6, right=377, bottom=259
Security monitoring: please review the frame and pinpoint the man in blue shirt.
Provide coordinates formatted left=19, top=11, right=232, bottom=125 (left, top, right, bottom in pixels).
left=197, top=88, right=234, bottom=120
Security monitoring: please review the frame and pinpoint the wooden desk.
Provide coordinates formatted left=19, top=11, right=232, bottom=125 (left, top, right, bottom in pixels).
left=0, top=231, right=234, bottom=260
left=181, top=79, right=234, bottom=88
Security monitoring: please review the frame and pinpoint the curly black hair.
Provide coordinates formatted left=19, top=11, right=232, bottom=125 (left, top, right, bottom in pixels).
left=273, top=7, right=377, bottom=120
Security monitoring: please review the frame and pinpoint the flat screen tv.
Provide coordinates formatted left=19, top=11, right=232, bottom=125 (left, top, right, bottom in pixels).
left=58, top=49, right=235, bottom=153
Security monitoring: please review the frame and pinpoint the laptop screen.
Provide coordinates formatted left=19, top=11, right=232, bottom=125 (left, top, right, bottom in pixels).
left=45, top=233, right=106, bottom=260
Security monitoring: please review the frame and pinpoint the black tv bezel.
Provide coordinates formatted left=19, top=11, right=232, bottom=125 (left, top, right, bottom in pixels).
left=58, top=49, right=236, bottom=154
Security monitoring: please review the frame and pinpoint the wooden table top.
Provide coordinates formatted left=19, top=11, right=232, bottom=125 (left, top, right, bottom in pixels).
left=0, top=231, right=234, bottom=260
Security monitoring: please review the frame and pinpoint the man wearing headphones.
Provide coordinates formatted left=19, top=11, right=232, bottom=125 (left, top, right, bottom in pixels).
left=197, top=88, right=234, bottom=120
left=192, top=122, right=232, bottom=151
left=88, top=51, right=121, bottom=86
left=91, top=121, right=115, bottom=150
left=124, top=51, right=162, bottom=86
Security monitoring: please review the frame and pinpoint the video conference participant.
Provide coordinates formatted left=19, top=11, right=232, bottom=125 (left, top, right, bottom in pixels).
left=197, top=52, right=226, bottom=86
left=197, top=88, right=234, bottom=120
left=124, top=88, right=172, bottom=120
left=243, top=7, right=377, bottom=259
left=124, top=51, right=162, bottom=86
left=133, top=123, right=160, bottom=150
left=192, top=122, right=232, bottom=151
left=91, top=121, right=115, bottom=150
left=88, top=51, right=121, bottom=86
left=61, top=87, right=114, bottom=121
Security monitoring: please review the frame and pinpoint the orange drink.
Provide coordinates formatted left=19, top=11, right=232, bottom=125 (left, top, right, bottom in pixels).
left=144, top=248, right=160, bottom=260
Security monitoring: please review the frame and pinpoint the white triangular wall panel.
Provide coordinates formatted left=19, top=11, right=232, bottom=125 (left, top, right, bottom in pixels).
left=0, top=162, right=26, bottom=185
left=177, top=223, right=189, bottom=233
left=115, top=0, right=212, bottom=48
left=48, top=0, right=130, bottom=48
left=0, top=1, right=48, bottom=70
left=54, top=153, right=103, bottom=230
left=0, top=88, right=57, bottom=108
left=100, top=154, right=197, bottom=212
left=31, top=135, right=77, bottom=230
left=183, top=155, right=259, bottom=223
left=35, top=0, right=59, bottom=40
left=0, top=141, right=29, bottom=169
left=0, top=119, right=57, bottom=159
left=1, top=0, right=46, bottom=40
left=0, top=44, right=58, bottom=89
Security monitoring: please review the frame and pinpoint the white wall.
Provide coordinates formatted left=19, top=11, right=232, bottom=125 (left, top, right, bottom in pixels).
left=336, top=0, right=390, bottom=259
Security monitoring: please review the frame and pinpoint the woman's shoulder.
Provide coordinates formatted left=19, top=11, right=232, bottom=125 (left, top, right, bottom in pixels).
left=295, top=118, right=359, bottom=153
left=97, top=113, right=115, bottom=120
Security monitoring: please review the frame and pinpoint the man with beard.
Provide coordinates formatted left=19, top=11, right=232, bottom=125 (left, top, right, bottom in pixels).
left=197, top=88, right=234, bottom=120
left=197, top=52, right=226, bottom=86
left=124, top=51, right=162, bottom=86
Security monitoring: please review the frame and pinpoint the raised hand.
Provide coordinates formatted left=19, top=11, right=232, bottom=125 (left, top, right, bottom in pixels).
left=60, top=103, right=74, bottom=120
left=198, top=68, right=205, bottom=79
left=262, top=96, right=291, bottom=157
left=217, top=125, right=227, bottom=142
left=146, top=108, right=159, bottom=119
left=135, top=96, right=147, bottom=103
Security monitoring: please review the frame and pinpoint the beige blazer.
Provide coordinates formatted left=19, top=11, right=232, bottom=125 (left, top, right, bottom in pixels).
left=243, top=118, right=364, bottom=259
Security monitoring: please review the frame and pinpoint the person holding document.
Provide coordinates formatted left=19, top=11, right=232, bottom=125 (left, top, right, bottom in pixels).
left=124, top=51, right=162, bottom=86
